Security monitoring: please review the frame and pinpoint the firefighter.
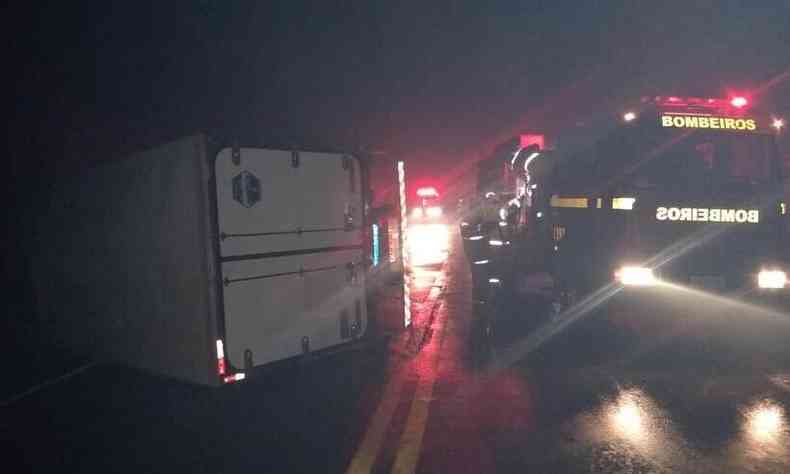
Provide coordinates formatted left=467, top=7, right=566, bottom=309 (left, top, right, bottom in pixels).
left=463, top=192, right=507, bottom=301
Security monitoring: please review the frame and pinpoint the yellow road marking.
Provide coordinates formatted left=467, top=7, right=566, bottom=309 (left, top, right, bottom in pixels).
left=345, top=367, right=408, bottom=474
left=391, top=303, right=448, bottom=474
left=347, top=270, right=448, bottom=474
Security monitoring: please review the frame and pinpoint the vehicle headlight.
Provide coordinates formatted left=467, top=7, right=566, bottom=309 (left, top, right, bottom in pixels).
left=411, top=207, right=423, bottom=218
left=426, top=206, right=443, bottom=218
left=758, top=270, right=786, bottom=289
left=615, top=266, right=656, bottom=286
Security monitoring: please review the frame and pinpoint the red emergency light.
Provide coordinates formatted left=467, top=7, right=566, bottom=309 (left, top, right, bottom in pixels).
left=416, top=187, right=438, bottom=197
left=730, top=96, right=748, bottom=108
left=649, top=96, right=753, bottom=113
left=519, top=134, right=545, bottom=150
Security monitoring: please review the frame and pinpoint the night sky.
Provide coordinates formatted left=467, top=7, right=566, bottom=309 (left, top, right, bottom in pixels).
left=5, top=1, right=790, bottom=297
left=9, top=2, right=790, bottom=171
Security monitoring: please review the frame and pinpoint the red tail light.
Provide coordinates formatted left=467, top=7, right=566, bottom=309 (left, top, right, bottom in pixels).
left=216, top=339, right=226, bottom=375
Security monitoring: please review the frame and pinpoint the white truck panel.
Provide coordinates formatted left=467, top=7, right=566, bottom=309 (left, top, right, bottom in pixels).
left=214, top=146, right=368, bottom=370
left=32, top=135, right=220, bottom=386
left=297, top=152, right=363, bottom=249
left=221, top=249, right=366, bottom=368
left=31, top=136, right=367, bottom=386
left=215, top=148, right=364, bottom=257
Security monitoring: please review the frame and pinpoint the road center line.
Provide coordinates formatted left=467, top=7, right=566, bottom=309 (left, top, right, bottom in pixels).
left=391, top=300, right=449, bottom=474
left=347, top=259, right=449, bottom=474
left=346, top=274, right=446, bottom=474
left=345, top=365, right=409, bottom=474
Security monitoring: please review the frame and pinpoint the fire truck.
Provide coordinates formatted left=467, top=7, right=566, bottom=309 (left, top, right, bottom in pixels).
left=408, top=186, right=450, bottom=266
left=410, top=186, right=444, bottom=221
left=491, top=96, right=788, bottom=324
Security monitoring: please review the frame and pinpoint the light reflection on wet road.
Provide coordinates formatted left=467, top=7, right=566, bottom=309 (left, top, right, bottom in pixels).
left=367, top=229, right=790, bottom=473
left=545, top=385, right=790, bottom=473
left=8, top=227, right=790, bottom=473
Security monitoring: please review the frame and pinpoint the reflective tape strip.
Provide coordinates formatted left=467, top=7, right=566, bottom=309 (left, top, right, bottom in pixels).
left=612, top=197, right=636, bottom=210
left=550, top=196, right=588, bottom=208
left=397, top=161, right=412, bottom=327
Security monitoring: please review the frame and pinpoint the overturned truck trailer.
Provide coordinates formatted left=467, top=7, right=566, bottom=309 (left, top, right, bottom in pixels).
left=32, top=134, right=369, bottom=386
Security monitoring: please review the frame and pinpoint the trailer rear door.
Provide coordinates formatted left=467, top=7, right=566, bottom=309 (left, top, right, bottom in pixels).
left=214, top=148, right=367, bottom=370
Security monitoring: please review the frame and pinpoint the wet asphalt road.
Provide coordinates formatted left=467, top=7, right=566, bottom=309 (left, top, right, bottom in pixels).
left=6, top=228, right=790, bottom=473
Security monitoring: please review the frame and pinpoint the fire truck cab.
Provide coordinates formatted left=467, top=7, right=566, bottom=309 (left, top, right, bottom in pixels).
left=541, top=96, right=788, bottom=311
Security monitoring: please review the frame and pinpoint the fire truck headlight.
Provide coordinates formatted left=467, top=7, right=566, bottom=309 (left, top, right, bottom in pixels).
left=615, top=266, right=656, bottom=286
left=758, top=270, right=786, bottom=289
left=411, top=207, right=423, bottom=218
left=426, top=206, right=443, bottom=218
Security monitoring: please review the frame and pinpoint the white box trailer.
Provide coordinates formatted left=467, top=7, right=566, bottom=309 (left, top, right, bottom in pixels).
left=31, top=134, right=369, bottom=386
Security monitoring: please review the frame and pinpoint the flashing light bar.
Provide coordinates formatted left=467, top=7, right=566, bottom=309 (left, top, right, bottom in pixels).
left=648, top=96, right=753, bottom=111
left=489, top=239, right=504, bottom=246
left=730, top=96, right=748, bottom=108
left=473, top=259, right=490, bottom=265
left=519, top=134, right=545, bottom=150
left=417, top=187, right=438, bottom=197
left=468, top=235, right=484, bottom=241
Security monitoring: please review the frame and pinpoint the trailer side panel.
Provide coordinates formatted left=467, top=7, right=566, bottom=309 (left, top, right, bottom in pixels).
left=32, top=135, right=218, bottom=386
